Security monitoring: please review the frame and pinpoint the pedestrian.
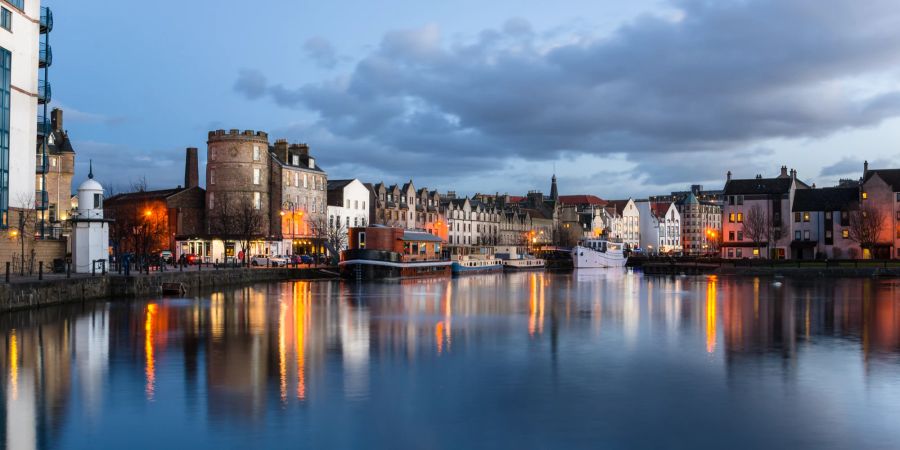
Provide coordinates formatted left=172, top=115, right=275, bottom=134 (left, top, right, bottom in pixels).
left=238, top=250, right=245, bottom=266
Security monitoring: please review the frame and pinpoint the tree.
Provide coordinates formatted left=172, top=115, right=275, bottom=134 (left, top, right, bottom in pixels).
left=232, top=195, right=265, bottom=265
left=848, top=206, right=886, bottom=258
left=312, top=216, right=347, bottom=263
left=742, top=204, right=769, bottom=257
left=12, top=192, right=37, bottom=275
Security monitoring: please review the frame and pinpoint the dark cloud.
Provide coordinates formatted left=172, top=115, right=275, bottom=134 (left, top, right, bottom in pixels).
left=820, top=157, right=865, bottom=177
left=235, top=0, right=900, bottom=187
left=303, top=37, right=339, bottom=69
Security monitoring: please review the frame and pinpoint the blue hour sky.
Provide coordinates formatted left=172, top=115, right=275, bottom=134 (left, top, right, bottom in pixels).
left=49, top=0, right=900, bottom=198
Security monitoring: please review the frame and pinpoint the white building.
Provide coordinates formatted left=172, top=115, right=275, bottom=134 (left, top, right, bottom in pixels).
left=1, top=1, right=44, bottom=227
left=326, top=179, right=369, bottom=248
left=636, top=200, right=682, bottom=255
left=71, top=169, right=110, bottom=273
left=606, top=199, right=640, bottom=250
left=442, top=197, right=501, bottom=248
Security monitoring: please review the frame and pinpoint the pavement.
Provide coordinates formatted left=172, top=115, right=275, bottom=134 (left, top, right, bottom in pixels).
left=2, top=262, right=323, bottom=284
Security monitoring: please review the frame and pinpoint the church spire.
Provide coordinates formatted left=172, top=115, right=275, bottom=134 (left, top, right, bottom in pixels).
left=550, top=173, right=558, bottom=201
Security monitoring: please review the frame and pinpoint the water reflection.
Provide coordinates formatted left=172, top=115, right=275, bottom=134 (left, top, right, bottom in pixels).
left=0, top=274, right=899, bottom=448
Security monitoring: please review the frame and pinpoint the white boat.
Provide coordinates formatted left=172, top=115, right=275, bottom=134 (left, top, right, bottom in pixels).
left=451, top=254, right=504, bottom=276
left=572, top=239, right=628, bottom=269
left=494, top=247, right=545, bottom=271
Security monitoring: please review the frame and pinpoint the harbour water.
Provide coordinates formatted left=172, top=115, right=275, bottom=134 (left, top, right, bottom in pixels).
left=2, top=271, right=900, bottom=449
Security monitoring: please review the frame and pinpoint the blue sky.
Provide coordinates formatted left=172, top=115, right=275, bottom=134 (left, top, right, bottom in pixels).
left=49, top=0, right=900, bottom=198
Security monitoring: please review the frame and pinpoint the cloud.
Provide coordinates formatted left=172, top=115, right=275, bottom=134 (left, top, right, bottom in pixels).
left=73, top=140, right=188, bottom=192
left=820, top=156, right=897, bottom=177
left=234, top=0, right=900, bottom=189
left=303, top=37, right=339, bottom=69
left=50, top=102, right=126, bottom=126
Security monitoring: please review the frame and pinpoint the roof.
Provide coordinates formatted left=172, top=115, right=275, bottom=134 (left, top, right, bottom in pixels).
left=677, top=192, right=699, bottom=205
left=723, top=177, right=796, bottom=195
left=402, top=231, right=443, bottom=242
left=864, top=169, right=900, bottom=190
left=106, top=187, right=184, bottom=203
left=792, top=187, right=859, bottom=212
left=327, top=179, right=354, bottom=191
left=605, top=200, right=632, bottom=214
left=558, top=195, right=606, bottom=206
left=508, top=196, right=526, bottom=203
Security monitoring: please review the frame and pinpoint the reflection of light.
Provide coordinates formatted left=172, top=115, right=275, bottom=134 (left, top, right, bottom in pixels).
left=528, top=274, right=546, bottom=336
left=145, top=304, right=157, bottom=400
left=295, top=282, right=310, bottom=400
left=8, top=330, right=18, bottom=400
left=706, top=277, right=717, bottom=353
left=278, top=301, right=287, bottom=404
left=435, top=322, right=445, bottom=355
left=210, top=293, right=224, bottom=340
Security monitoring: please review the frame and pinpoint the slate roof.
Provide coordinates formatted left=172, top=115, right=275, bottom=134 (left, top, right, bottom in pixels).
left=723, top=177, right=809, bottom=195
left=105, top=187, right=196, bottom=204
left=558, top=195, right=606, bottom=206
left=327, top=179, right=354, bottom=191
left=605, top=200, right=632, bottom=215
left=864, top=169, right=900, bottom=190
left=792, top=187, right=859, bottom=212
left=402, top=231, right=443, bottom=242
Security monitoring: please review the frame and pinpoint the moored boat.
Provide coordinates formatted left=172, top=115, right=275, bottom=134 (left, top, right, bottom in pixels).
left=495, top=247, right=545, bottom=271
left=572, top=238, right=628, bottom=269
left=340, top=226, right=451, bottom=280
left=451, top=254, right=504, bottom=276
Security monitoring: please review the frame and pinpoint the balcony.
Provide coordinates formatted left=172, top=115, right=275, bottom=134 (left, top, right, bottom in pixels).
left=39, top=43, right=52, bottom=68
left=35, top=190, right=49, bottom=210
left=40, top=7, right=53, bottom=34
left=38, top=80, right=51, bottom=104
left=37, top=115, right=50, bottom=136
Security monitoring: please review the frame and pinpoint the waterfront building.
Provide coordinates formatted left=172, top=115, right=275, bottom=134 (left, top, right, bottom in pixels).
left=270, top=139, right=328, bottom=256
left=558, top=194, right=608, bottom=241
left=368, top=180, right=445, bottom=240
left=105, top=148, right=205, bottom=259
left=71, top=167, right=110, bottom=273
left=791, top=186, right=859, bottom=259
left=441, top=196, right=501, bottom=249
left=605, top=199, right=640, bottom=250
left=635, top=200, right=682, bottom=255
left=676, top=192, right=722, bottom=256
left=0, top=1, right=48, bottom=228
left=721, top=166, right=810, bottom=259
left=326, top=179, right=369, bottom=250
left=204, top=130, right=328, bottom=261
left=860, top=162, right=900, bottom=259
left=36, top=108, right=74, bottom=239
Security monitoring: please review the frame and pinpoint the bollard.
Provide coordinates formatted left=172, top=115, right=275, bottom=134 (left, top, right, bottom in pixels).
left=199, top=260, right=202, bottom=272
left=102, top=262, right=107, bottom=275
left=215, top=259, right=218, bottom=270
left=92, top=261, right=96, bottom=277
left=67, top=261, right=71, bottom=279
left=5, top=262, right=9, bottom=283
left=180, top=261, right=183, bottom=272
left=39, top=261, right=43, bottom=280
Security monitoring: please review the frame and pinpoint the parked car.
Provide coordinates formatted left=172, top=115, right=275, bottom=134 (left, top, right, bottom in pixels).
left=300, top=254, right=314, bottom=264
left=159, top=250, right=174, bottom=264
left=251, top=255, right=289, bottom=267
left=185, top=254, right=201, bottom=265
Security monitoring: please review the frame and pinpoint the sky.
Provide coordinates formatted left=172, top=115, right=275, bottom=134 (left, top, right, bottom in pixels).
left=48, top=0, right=900, bottom=199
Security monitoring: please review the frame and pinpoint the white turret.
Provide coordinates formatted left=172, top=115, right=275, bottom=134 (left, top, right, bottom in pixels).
left=71, top=161, right=111, bottom=273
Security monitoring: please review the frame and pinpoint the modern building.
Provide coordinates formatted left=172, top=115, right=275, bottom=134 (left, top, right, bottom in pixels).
left=860, top=163, right=900, bottom=259
left=721, top=166, right=810, bottom=259
left=791, top=186, right=859, bottom=259
left=326, top=178, right=370, bottom=249
left=676, top=192, right=722, bottom=256
left=1, top=0, right=48, bottom=228
left=636, top=200, right=682, bottom=255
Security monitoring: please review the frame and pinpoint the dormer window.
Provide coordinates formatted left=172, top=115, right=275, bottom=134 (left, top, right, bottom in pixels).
left=308, top=157, right=315, bottom=169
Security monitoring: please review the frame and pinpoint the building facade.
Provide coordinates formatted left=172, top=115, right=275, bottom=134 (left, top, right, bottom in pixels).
left=606, top=199, right=640, bottom=249
left=270, top=140, right=328, bottom=256
left=636, top=201, right=682, bottom=255
left=442, top=197, right=501, bottom=248
left=676, top=192, right=722, bottom=256
left=36, top=108, right=74, bottom=239
left=326, top=179, right=370, bottom=249
left=369, top=180, right=445, bottom=240
left=790, top=187, right=859, bottom=259
left=860, top=164, right=900, bottom=259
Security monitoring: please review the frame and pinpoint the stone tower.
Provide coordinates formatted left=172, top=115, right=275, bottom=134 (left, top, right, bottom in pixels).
left=205, top=129, right=271, bottom=236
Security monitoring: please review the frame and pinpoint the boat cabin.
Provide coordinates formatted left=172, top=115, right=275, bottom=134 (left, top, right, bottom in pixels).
left=348, top=226, right=444, bottom=262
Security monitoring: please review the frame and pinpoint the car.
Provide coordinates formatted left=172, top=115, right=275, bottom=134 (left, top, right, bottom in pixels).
left=251, top=255, right=289, bottom=267
left=159, top=250, right=174, bottom=264
left=299, top=254, right=314, bottom=264
left=185, top=254, right=201, bottom=265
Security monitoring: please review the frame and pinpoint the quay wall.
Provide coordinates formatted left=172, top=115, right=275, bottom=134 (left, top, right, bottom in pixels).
left=0, top=267, right=338, bottom=313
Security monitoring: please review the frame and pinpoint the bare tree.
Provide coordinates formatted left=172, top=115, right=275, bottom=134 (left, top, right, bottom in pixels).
left=130, top=176, right=149, bottom=193
left=12, top=192, right=37, bottom=275
left=312, top=216, right=347, bottom=263
left=848, top=206, right=886, bottom=257
left=232, top=195, right=265, bottom=265
left=742, top=204, right=769, bottom=257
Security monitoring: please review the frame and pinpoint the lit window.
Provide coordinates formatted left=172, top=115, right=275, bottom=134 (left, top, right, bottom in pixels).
left=803, top=212, right=810, bottom=222
left=861, top=191, right=867, bottom=200
left=737, top=213, right=743, bottom=223
left=842, top=229, right=849, bottom=239
left=753, top=249, right=760, bottom=256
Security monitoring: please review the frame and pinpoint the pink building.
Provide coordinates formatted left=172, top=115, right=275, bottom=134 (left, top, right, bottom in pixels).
left=861, top=163, right=900, bottom=259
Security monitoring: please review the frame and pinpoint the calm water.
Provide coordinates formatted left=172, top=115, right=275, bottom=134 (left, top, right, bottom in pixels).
left=2, top=272, right=900, bottom=449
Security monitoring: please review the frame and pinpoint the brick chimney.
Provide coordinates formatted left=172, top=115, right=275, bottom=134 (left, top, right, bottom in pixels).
left=185, top=147, right=199, bottom=188
left=274, top=139, right=289, bottom=164
left=780, top=165, right=788, bottom=177
left=51, top=108, right=63, bottom=132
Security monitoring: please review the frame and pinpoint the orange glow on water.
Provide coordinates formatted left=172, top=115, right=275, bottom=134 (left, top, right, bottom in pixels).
left=436, top=322, right=445, bottom=355
left=9, top=329, right=18, bottom=400
left=278, top=301, right=288, bottom=404
left=295, top=283, right=310, bottom=401
left=706, top=277, right=718, bottom=354
left=145, top=304, right=158, bottom=400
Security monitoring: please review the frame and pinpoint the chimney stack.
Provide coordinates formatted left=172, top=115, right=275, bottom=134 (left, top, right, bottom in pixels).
left=780, top=166, right=788, bottom=177
left=726, top=171, right=732, bottom=182
left=274, top=139, right=289, bottom=164
left=864, top=160, right=869, bottom=175
left=185, top=147, right=199, bottom=188
left=790, top=168, right=797, bottom=180
left=51, top=108, right=63, bottom=132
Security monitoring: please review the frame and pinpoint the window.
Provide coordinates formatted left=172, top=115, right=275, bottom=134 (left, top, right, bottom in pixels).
left=737, top=231, right=743, bottom=241
left=753, top=249, right=760, bottom=256
left=93, top=193, right=102, bottom=209
left=210, top=148, right=216, bottom=161
left=737, top=196, right=744, bottom=205
left=737, top=213, right=743, bottom=223
left=825, top=211, right=832, bottom=220
left=253, top=192, right=261, bottom=210
left=825, top=230, right=832, bottom=239
left=842, top=229, right=849, bottom=239
left=861, top=191, right=868, bottom=200
left=359, top=232, right=366, bottom=248
left=303, top=174, right=308, bottom=188
left=253, top=145, right=260, bottom=161
left=804, top=230, right=810, bottom=240
left=896, top=192, right=900, bottom=202
left=729, top=213, right=735, bottom=223
left=803, top=212, right=810, bottom=222
left=253, top=168, right=260, bottom=185
left=1, top=8, right=10, bottom=32
left=728, top=248, right=734, bottom=258
left=50, top=157, right=56, bottom=167
left=794, top=212, right=801, bottom=222
left=210, top=169, right=216, bottom=185
left=294, top=173, right=299, bottom=187
left=794, top=230, right=801, bottom=240
left=736, top=249, right=743, bottom=258
left=209, top=193, right=215, bottom=210
left=7, top=1, right=22, bottom=10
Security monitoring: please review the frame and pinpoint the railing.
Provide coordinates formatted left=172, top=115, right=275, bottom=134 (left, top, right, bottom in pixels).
left=36, top=115, right=50, bottom=136
left=40, top=6, right=53, bottom=33
left=35, top=190, right=49, bottom=210
left=39, top=43, right=52, bottom=68
left=38, top=80, right=51, bottom=104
